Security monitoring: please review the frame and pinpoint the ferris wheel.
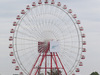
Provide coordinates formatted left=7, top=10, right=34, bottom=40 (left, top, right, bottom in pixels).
left=9, top=0, right=86, bottom=75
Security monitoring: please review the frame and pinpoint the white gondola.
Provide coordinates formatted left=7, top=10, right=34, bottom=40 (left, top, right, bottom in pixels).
left=9, top=44, right=13, bottom=48
left=26, top=5, right=30, bottom=10
left=15, top=66, right=19, bottom=70
left=16, top=15, right=21, bottom=20
left=82, top=48, right=86, bottom=52
left=10, top=52, right=14, bottom=56
left=57, top=2, right=61, bottom=6
left=21, top=10, right=25, bottom=14
left=10, top=29, right=15, bottom=33
left=9, top=36, right=13, bottom=41
left=63, top=5, right=67, bottom=9
left=73, top=14, right=77, bottom=18
left=13, top=22, right=17, bottom=26
left=12, top=59, right=16, bottom=64
left=68, top=9, right=72, bottom=13
left=76, top=20, right=81, bottom=24
left=51, top=0, right=55, bottom=4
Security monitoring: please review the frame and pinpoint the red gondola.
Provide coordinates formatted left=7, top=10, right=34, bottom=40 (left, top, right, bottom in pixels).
left=10, top=52, right=14, bottom=56
left=21, top=10, right=25, bottom=14
left=81, top=55, right=85, bottom=59
left=19, top=72, right=23, bottom=75
left=80, top=27, right=84, bottom=31
left=68, top=9, right=72, bottom=13
left=45, top=0, right=48, bottom=4
left=10, top=29, right=15, bottom=33
left=15, top=66, right=19, bottom=70
left=63, top=5, right=67, bottom=9
left=72, top=73, right=75, bottom=75
left=82, top=34, right=85, bottom=38
left=83, top=41, right=86, bottom=45
left=79, top=62, right=83, bottom=66
left=26, top=5, right=30, bottom=10
left=13, top=22, right=17, bottom=26
left=12, top=59, right=16, bottom=64
left=38, top=0, right=42, bottom=4
left=57, top=2, right=61, bottom=6
left=82, top=48, right=86, bottom=52
left=76, top=20, right=81, bottom=24
left=32, top=2, right=36, bottom=6
left=16, top=15, right=21, bottom=20
left=73, top=14, right=77, bottom=18
left=9, top=36, right=13, bottom=41
left=76, top=68, right=80, bottom=72
left=51, top=0, right=55, bottom=4
left=9, top=44, right=13, bottom=48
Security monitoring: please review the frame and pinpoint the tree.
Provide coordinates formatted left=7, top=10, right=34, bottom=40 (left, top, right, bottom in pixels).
left=90, top=72, right=99, bottom=75
left=47, top=69, right=62, bottom=75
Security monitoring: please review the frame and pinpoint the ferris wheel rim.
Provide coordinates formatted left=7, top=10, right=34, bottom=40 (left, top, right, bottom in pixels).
left=14, top=4, right=82, bottom=74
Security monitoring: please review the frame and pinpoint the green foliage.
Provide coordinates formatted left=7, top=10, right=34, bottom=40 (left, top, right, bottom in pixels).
left=90, top=72, right=99, bottom=75
left=40, top=73, right=44, bottom=75
left=47, top=69, right=62, bottom=75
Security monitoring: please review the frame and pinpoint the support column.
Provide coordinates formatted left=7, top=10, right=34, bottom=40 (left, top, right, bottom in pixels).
left=56, top=53, right=67, bottom=75
left=45, top=55, right=47, bottom=75
left=51, top=52, right=52, bottom=75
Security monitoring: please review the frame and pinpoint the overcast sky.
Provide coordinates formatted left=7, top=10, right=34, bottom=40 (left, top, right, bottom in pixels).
left=0, top=0, right=100, bottom=75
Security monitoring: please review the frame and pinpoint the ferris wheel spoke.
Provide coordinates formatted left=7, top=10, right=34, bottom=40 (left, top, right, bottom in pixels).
left=20, top=52, right=38, bottom=65
left=15, top=46, right=36, bottom=52
left=59, top=52, right=77, bottom=61
left=48, top=7, right=70, bottom=25
left=62, top=59, right=72, bottom=70
left=60, top=44, right=79, bottom=49
left=59, top=34, right=78, bottom=40
left=61, top=48, right=78, bottom=55
left=16, top=37, right=37, bottom=41
left=17, top=31, right=38, bottom=40
left=22, top=19, right=43, bottom=39
left=25, top=14, right=41, bottom=33
left=20, top=53, right=38, bottom=68
left=19, top=24, right=36, bottom=35
left=65, top=49, right=78, bottom=54
left=30, top=9, right=46, bottom=36
left=49, top=11, right=76, bottom=40
left=63, top=52, right=76, bottom=60
left=56, top=53, right=70, bottom=74
left=60, top=53, right=76, bottom=65
left=46, top=21, right=64, bottom=40
left=49, top=18, right=73, bottom=39
left=17, top=49, right=37, bottom=58
left=61, top=41, right=80, bottom=43
left=26, top=15, right=49, bottom=40
left=22, top=19, right=34, bottom=31
left=16, top=43, right=34, bottom=45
